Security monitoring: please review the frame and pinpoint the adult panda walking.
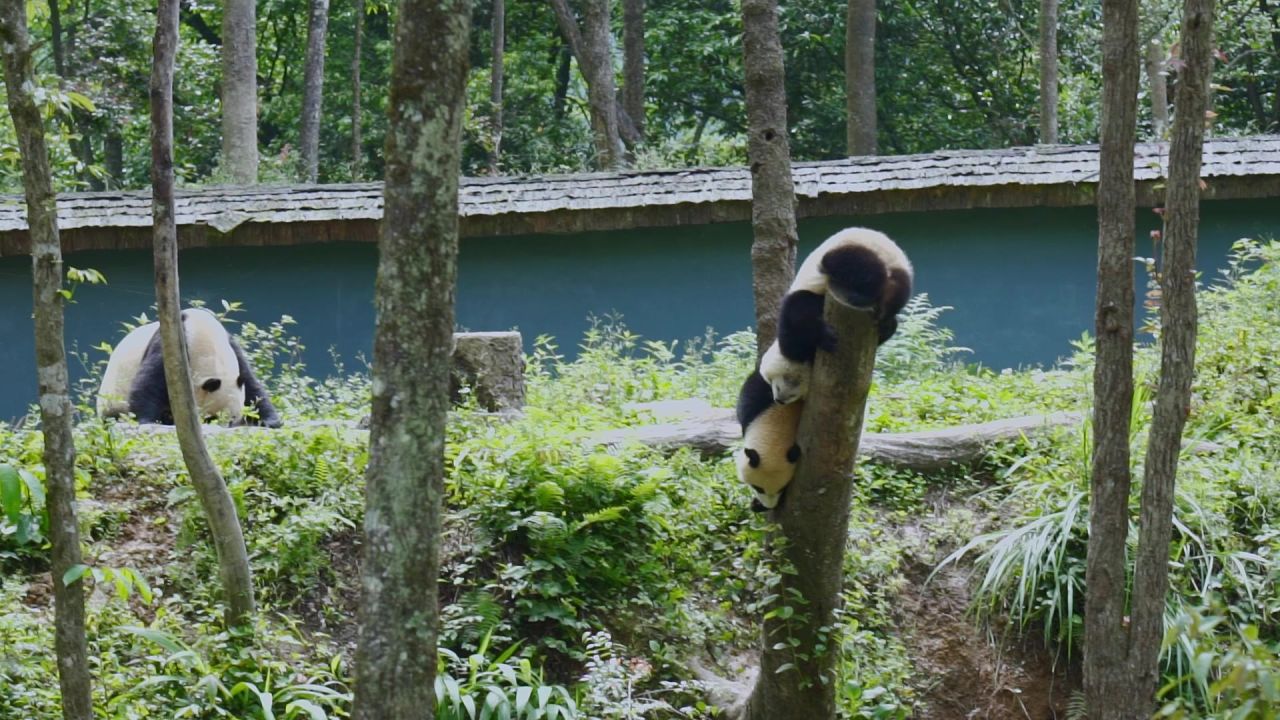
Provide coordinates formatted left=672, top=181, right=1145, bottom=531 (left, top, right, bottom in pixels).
left=96, top=307, right=282, bottom=428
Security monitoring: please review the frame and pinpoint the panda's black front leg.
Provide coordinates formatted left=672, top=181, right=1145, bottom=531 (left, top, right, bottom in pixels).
left=229, top=337, right=283, bottom=428
left=127, top=334, right=175, bottom=424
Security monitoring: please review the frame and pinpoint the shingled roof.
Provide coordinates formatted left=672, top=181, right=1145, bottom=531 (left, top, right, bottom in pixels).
left=1, top=135, right=1278, bottom=256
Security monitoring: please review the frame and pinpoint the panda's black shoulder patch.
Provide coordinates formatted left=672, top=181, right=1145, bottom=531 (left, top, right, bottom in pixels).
left=736, top=370, right=777, bottom=433
left=127, top=330, right=174, bottom=424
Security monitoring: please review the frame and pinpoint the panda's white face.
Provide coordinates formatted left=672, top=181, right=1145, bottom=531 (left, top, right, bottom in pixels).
left=759, top=343, right=810, bottom=405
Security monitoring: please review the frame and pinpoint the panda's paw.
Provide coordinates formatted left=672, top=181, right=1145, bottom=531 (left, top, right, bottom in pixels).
left=877, top=316, right=899, bottom=345
left=750, top=498, right=768, bottom=513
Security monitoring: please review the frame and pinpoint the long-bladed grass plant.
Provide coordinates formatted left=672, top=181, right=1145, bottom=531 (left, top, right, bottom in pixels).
left=436, top=631, right=578, bottom=720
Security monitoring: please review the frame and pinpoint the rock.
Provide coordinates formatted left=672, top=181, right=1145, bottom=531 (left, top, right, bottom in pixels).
left=449, top=331, right=526, bottom=412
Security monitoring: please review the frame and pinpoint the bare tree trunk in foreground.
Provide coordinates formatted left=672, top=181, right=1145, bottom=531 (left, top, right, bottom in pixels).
left=0, top=3, right=93, bottom=716
left=352, top=0, right=471, bottom=713
left=152, top=0, right=256, bottom=628
left=300, top=0, right=331, bottom=182
left=1127, top=0, right=1214, bottom=705
left=741, top=0, right=798, bottom=355
left=845, top=0, right=876, bottom=155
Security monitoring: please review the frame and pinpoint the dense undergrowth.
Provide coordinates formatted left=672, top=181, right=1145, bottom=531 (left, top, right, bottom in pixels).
left=1, top=240, right=1277, bottom=718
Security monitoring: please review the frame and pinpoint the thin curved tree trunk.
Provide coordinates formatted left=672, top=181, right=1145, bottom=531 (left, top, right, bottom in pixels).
left=1128, top=0, right=1214, bottom=705
left=352, top=0, right=470, bottom=713
left=153, top=0, right=256, bottom=628
left=845, top=0, right=876, bottom=155
left=549, top=0, right=639, bottom=154
left=1039, top=0, right=1059, bottom=143
left=222, top=0, right=258, bottom=183
left=582, top=0, right=624, bottom=168
left=352, top=0, right=364, bottom=179
left=300, top=0, right=331, bottom=182
left=0, top=4, right=93, bottom=717
left=741, top=0, right=797, bottom=356
left=489, top=0, right=504, bottom=174
left=1083, top=0, right=1140, bottom=715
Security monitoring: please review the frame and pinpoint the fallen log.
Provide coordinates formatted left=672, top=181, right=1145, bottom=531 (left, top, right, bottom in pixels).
left=590, top=407, right=1224, bottom=473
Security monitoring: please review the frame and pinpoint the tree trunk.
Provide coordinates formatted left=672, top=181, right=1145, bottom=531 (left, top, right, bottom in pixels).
left=50, top=0, right=65, bottom=77
left=1083, top=0, right=1140, bottom=716
left=1128, top=0, right=1213, bottom=705
left=0, top=4, right=93, bottom=718
left=105, top=128, right=123, bottom=187
left=622, top=0, right=645, bottom=140
left=300, top=0, right=330, bottom=183
left=351, top=0, right=364, bottom=180
left=844, top=0, right=876, bottom=155
left=549, top=0, right=638, bottom=156
left=152, top=0, right=257, bottom=629
left=351, top=0, right=470, bottom=713
left=1146, top=40, right=1169, bottom=138
left=221, top=0, right=258, bottom=183
left=1038, top=0, right=1059, bottom=143
left=489, top=0, right=504, bottom=174
left=741, top=0, right=798, bottom=356
left=553, top=44, right=571, bottom=118
left=739, top=299, right=882, bottom=719
left=582, top=0, right=624, bottom=168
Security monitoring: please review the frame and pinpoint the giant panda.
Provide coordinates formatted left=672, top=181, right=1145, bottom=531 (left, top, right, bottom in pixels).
left=735, top=369, right=804, bottom=511
left=759, top=227, right=913, bottom=404
left=97, top=307, right=282, bottom=428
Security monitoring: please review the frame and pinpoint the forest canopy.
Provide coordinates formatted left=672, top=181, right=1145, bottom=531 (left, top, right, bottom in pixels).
left=0, top=0, right=1276, bottom=191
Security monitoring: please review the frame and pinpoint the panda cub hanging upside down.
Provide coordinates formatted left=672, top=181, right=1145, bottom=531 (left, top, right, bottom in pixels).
left=760, top=227, right=913, bottom=405
left=736, top=227, right=912, bottom=511
left=96, top=308, right=283, bottom=428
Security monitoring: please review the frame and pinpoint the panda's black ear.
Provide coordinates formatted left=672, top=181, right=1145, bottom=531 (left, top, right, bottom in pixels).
left=744, top=448, right=761, bottom=468
left=787, top=444, right=801, bottom=463
left=201, top=378, right=222, bottom=392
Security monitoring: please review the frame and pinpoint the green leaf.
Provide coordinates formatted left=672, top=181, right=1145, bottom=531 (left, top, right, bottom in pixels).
left=0, top=464, right=21, bottom=522
left=19, top=469, right=43, bottom=508
left=66, top=91, right=96, bottom=112
left=119, top=626, right=188, bottom=655
left=62, top=564, right=91, bottom=587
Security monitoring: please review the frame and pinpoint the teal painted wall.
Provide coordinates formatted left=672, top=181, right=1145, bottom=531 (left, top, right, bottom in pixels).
left=1, top=198, right=1277, bottom=422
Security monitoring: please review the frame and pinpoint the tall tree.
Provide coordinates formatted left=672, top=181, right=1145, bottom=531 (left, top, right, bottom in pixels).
left=1083, top=0, right=1140, bottom=714
left=1039, top=0, right=1060, bottom=143
left=1146, top=40, right=1170, bottom=137
left=300, top=0, right=331, bottom=182
left=352, top=0, right=364, bottom=179
left=845, top=0, right=876, bottom=155
left=489, top=0, right=504, bottom=173
left=0, top=3, right=93, bottom=717
left=352, top=0, right=470, bottom=714
left=716, top=291, right=884, bottom=719
left=1129, top=0, right=1214, bottom=705
left=222, top=0, right=259, bottom=183
left=152, top=0, right=257, bottom=628
left=741, top=0, right=797, bottom=355
left=622, top=0, right=645, bottom=140
left=549, top=0, right=640, bottom=156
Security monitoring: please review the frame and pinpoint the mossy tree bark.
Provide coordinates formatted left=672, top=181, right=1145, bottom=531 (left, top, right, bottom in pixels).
left=221, top=0, right=258, bottom=183
left=1128, top=0, right=1214, bottom=704
left=738, top=304, right=882, bottom=720
left=0, top=3, right=93, bottom=717
left=299, top=0, right=331, bottom=182
left=741, top=0, right=798, bottom=355
left=152, top=0, right=257, bottom=629
left=844, top=0, right=876, bottom=155
left=352, top=0, right=471, bottom=714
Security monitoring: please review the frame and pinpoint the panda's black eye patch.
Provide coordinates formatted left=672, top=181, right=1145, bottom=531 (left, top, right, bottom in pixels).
left=201, top=378, right=222, bottom=392
left=744, top=448, right=761, bottom=468
left=237, top=376, right=245, bottom=388
left=787, top=444, right=801, bottom=463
